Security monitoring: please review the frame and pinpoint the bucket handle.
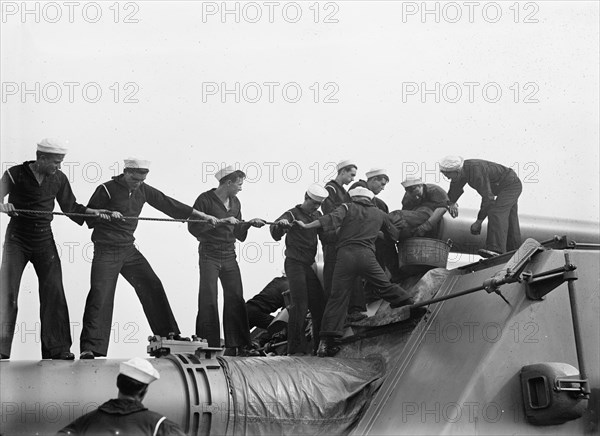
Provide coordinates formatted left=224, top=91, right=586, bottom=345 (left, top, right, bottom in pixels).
left=446, top=239, right=453, bottom=248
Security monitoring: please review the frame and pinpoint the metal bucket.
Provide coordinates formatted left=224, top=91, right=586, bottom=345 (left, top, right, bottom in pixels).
left=398, top=237, right=453, bottom=274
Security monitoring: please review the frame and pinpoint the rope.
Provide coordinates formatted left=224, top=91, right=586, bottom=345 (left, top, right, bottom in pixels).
left=4, top=209, right=277, bottom=225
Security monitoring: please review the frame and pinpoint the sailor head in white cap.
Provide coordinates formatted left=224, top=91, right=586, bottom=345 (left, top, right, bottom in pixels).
left=401, top=175, right=424, bottom=200
left=271, top=183, right=328, bottom=235
left=364, top=168, right=389, bottom=195
left=37, top=138, right=69, bottom=155
left=335, top=159, right=358, bottom=187
left=439, top=156, right=464, bottom=182
left=123, top=157, right=151, bottom=192
left=33, top=138, right=69, bottom=176
left=213, top=165, right=248, bottom=199
left=119, top=357, right=160, bottom=388
left=124, top=158, right=151, bottom=172
left=301, top=183, right=329, bottom=213
left=348, top=186, right=375, bottom=200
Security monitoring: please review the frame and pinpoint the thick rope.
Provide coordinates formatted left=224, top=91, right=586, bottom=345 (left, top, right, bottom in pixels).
left=4, top=209, right=277, bottom=225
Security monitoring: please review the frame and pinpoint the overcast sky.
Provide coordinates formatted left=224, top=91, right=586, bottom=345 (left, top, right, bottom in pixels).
left=1, top=1, right=598, bottom=360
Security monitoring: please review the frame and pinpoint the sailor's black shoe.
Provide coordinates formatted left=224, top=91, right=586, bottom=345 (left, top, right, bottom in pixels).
left=51, top=351, right=75, bottom=360
left=79, top=350, right=95, bottom=360
left=236, top=346, right=261, bottom=357
left=316, top=340, right=340, bottom=358
left=410, top=306, right=428, bottom=319
left=345, top=311, right=368, bottom=324
left=288, top=352, right=307, bottom=357
left=390, top=297, right=415, bottom=309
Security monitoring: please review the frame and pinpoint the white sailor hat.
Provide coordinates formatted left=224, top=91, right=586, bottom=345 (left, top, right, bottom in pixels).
left=119, top=357, right=160, bottom=385
left=215, top=165, right=237, bottom=181
left=401, top=176, right=423, bottom=188
left=336, top=159, right=357, bottom=171
left=439, top=156, right=464, bottom=172
left=124, top=158, right=151, bottom=170
left=37, top=138, right=68, bottom=155
left=349, top=186, right=374, bottom=200
left=365, top=168, right=389, bottom=180
left=306, top=183, right=329, bottom=202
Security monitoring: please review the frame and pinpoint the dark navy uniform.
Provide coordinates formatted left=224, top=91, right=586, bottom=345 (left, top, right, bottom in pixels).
left=0, top=162, right=87, bottom=358
left=391, top=183, right=449, bottom=239
left=448, top=159, right=522, bottom=253
left=322, top=180, right=350, bottom=216
left=402, top=183, right=449, bottom=214
left=80, top=175, right=192, bottom=357
left=188, top=189, right=251, bottom=348
left=318, top=198, right=411, bottom=338
left=57, top=399, right=185, bottom=435
left=271, top=205, right=326, bottom=354
left=320, top=180, right=350, bottom=300
left=350, top=180, right=400, bottom=282
left=245, top=276, right=288, bottom=330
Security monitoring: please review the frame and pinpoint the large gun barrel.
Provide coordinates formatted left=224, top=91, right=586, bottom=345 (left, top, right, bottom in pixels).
left=437, top=209, right=599, bottom=253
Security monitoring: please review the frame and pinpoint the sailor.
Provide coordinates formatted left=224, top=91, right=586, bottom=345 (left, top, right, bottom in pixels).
left=188, top=166, right=266, bottom=357
left=350, top=167, right=401, bottom=282
left=389, top=176, right=449, bottom=239
left=349, top=167, right=390, bottom=212
left=57, top=357, right=185, bottom=435
left=79, top=158, right=218, bottom=359
left=0, top=138, right=110, bottom=360
left=270, top=183, right=328, bottom=355
left=245, top=275, right=289, bottom=330
left=321, top=159, right=357, bottom=300
left=296, top=187, right=413, bottom=357
left=439, top=156, right=522, bottom=257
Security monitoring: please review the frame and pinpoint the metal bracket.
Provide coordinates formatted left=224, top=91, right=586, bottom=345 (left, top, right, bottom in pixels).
left=523, top=262, right=578, bottom=300
left=539, top=235, right=576, bottom=250
left=483, top=238, right=545, bottom=295
left=147, top=335, right=222, bottom=358
left=554, top=376, right=590, bottom=397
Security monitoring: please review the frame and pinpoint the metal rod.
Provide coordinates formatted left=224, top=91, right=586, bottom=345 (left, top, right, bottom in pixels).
left=572, top=243, right=600, bottom=249
left=411, top=284, right=485, bottom=308
left=564, top=251, right=590, bottom=395
left=257, top=340, right=287, bottom=351
left=530, top=264, right=576, bottom=280
left=539, top=236, right=563, bottom=245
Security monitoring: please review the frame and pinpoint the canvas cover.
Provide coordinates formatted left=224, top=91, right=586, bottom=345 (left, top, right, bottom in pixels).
left=219, top=355, right=385, bottom=435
